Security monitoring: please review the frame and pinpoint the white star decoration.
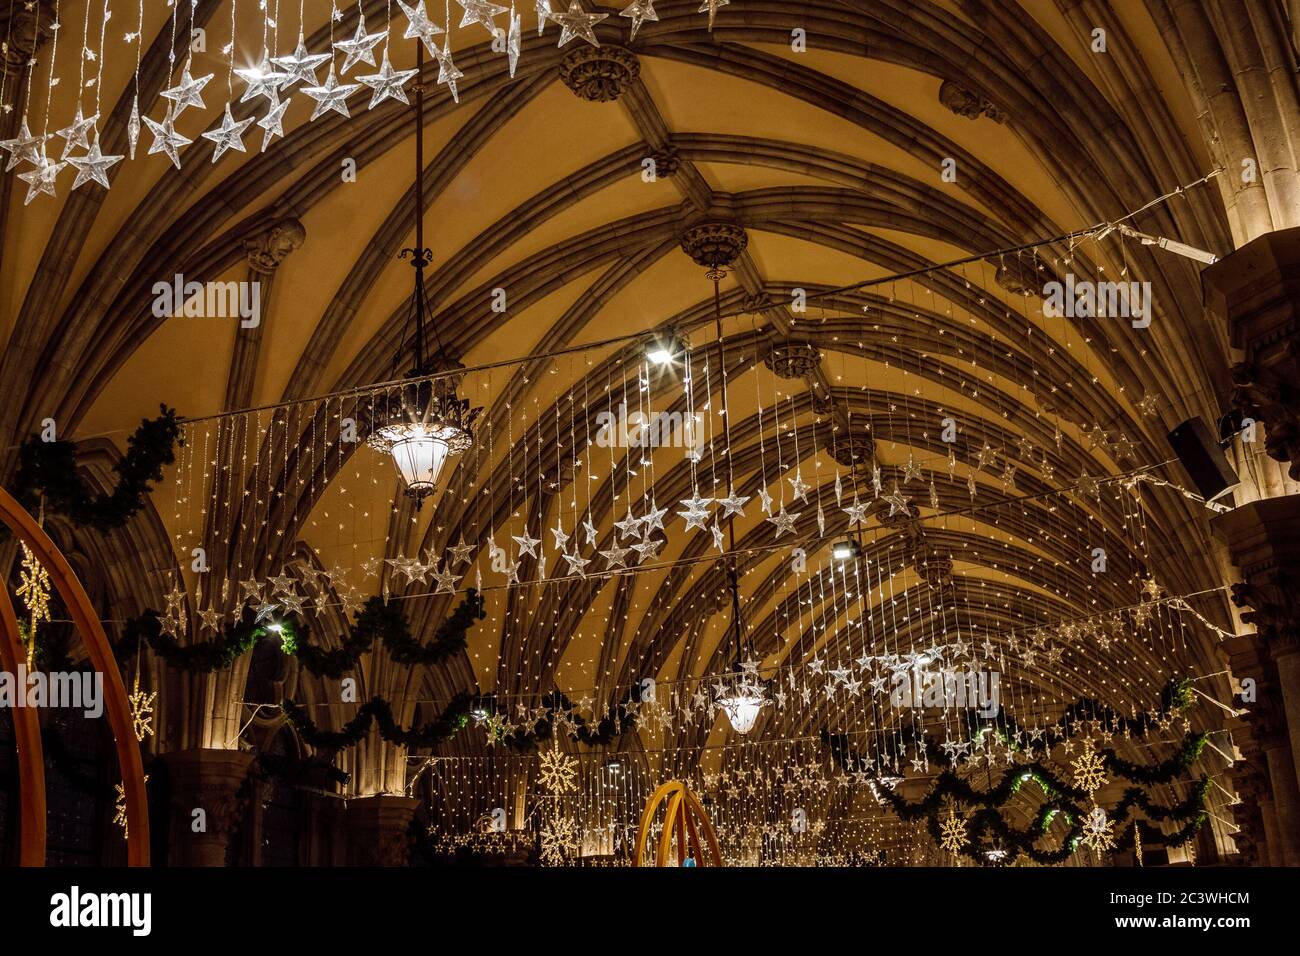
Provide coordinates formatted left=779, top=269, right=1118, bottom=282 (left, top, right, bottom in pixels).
left=201, top=104, right=255, bottom=162
left=358, top=53, right=419, bottom=109
left=67, top=137, right=123, bottom=189
left=620, top=0, right=659, bottom=40
left=334, top=21, right=387, bottom=74
left=397, top=0, right=446, bottom=55
left=272, top=36, right=332, bottom=88
left=550, top=0, right=607, bottom=47
left=303, top=67, right=360, bottom=121
left=143, top=113, right=191, bottom=169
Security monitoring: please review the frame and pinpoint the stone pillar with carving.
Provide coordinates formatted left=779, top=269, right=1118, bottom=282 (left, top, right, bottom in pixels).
left=344, top=794, right=419, bottom=866
left=161, top=748, right=254, bottom=866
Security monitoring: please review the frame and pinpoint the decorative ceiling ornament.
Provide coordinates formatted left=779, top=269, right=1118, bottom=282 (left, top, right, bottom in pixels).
left=558, top=43, right=639, bottom=101
left=256, top=90, right=293, bottom=151
left=1071, top=739, right=1109, bottom=794
left=18, top=149, right=65, bottom=203
left=0, top=117, right=45, bottom=172
left=715, top=670, right=767, bottom=735
left=54, top=104, right=98, bottom=158
left=435, top=33, right=464, bottom=102
left=938, top=805, right=968, bottom=854
left=826, top=428, right=876, bottom=474
left=938, top=79, right=1007, bottom=123
left=457, top=0, right=509, bottom=35
left=763, top=339, right=820, bottom=379
left=917, top=552, right=953, bottom=589
left=679, top=219, right=748, bottom=269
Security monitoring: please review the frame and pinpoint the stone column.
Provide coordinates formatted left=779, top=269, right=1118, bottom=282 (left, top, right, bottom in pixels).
left=162, top=748, right=254, bottom=866
left=344, top=794, right=418, bottom=866
left=1212, top=496, right=1300, bottom=793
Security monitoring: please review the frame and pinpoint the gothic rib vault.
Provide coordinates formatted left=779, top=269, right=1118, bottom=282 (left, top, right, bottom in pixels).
left=3, top=0, right=1299, bottom=862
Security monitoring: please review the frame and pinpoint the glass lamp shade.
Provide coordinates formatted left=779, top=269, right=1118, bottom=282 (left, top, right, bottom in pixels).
left=373, top=421, right=465, bottom=503
left=716, top=681, right=766, bottom=735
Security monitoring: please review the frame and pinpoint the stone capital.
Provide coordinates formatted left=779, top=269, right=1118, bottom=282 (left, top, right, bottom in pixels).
left=161, top=748, right=254, bottom=866
left=1203, top=226, right=1300, bottom=479
left=345, top=794, right=419, bottom=866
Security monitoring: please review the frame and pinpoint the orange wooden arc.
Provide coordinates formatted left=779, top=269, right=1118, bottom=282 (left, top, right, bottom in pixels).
left=0, top=486, right=150, bottom=865
left=0, top=582, right=45, bottom=864
left=634, top=780, right=722, bottom=867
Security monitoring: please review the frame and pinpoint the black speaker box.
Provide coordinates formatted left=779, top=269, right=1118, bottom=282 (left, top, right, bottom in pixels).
left=1167, top=417, right=1238, bottom=501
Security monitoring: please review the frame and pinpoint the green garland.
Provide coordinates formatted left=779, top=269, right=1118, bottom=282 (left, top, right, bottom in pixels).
left=281, top=693, right=475, bottom=749
left=12, top=405, right=180, bottom=531
left=289, top=592, right=485, bottom=678
left=112, top=591, right=485, bottom=677
left=822, top=679, right=1209, bottom=865
left=117, top=608, right=268, bottom=673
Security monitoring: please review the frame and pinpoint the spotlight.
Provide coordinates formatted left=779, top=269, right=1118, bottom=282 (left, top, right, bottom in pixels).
left=832, top=538, right=861, bottom=561
left=644, top=330, right=685, bottom=366
left=1116, top=224, right=1218, bottom=265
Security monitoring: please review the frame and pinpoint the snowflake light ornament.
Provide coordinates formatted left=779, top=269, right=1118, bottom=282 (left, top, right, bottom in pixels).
left=1080, top=804, right=1115, bottom=852
left=938, top=806, right=968, bottom=854
left=538, top=814, right=579, bottom=865
left=1071, top=739, right=1109, bottom=794
left=538, top=740, right=578, bottom=794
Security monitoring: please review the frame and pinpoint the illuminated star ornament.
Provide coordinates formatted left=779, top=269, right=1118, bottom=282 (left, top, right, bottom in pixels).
left=698, top=0, right=729, bottom=30
left=397, top=0, right=447, bottom=54
left=358, top=53, right=419, bottom=109
left=143, top=112, right=192, bottom=169
left=435, top=33, right=465, bottom=103
left=550, top=0, right=608, bottom=47
left=257, top=90, right=293, bottom=151
left=457, top=0, right=509, bottom=35
left=1, top=117, right=47, bottom=171
left=201, top=104, right=256, bottom=162
left=334, top=20, right=388, bottom=74
left=67, top=137, right=124, bottom=190
left=17, top=151, right=67, bottom=204
left=160, top=61, right=214, bottom=115
left=303, top=67, right=361, bottom=120
left=272, top=36, right=333, bottom=88
left=620, top=0, right=659, bottom=40
left=234, top=51, right=288, bottom=104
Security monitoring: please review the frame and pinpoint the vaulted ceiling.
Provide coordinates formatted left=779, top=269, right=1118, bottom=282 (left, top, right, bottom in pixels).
left=0, top=0, right=1249, bottom=771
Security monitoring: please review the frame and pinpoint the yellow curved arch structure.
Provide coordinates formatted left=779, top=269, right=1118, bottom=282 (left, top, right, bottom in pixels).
left=0, top=486, right=150, bottom=865
left=633, top=780, right=722, bottom=867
